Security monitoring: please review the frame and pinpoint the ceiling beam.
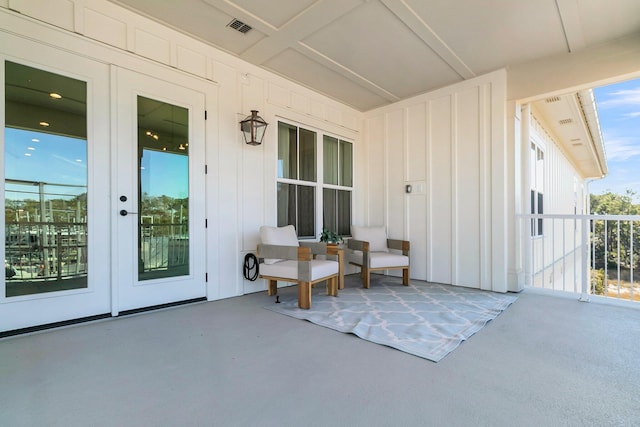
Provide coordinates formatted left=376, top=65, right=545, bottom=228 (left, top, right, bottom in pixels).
left=295, top=42, right=401, bottom=102
left=229, top=0, right=400, bottom=103
left=237, top=0, right=362, bottom=64
left=555, top=0, right=586, bottom=53
left=380, top=0, right=475, bottom=80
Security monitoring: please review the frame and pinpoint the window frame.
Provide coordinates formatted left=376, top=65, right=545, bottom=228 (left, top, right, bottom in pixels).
left=530, top=141, right=544, bottom=237
left=276, top=120, right=353, bottom=240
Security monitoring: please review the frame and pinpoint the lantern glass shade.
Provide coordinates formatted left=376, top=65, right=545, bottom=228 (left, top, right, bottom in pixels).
left=240, top=110, right=268, bottom=145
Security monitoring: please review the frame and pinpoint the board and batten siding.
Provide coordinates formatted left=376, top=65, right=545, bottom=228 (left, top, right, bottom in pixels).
left=0, top=0, right=361, bottom=301
left=363, top=70, right=507, bottom=292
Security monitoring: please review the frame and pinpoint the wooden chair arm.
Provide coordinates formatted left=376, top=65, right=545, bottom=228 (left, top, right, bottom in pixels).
left=297, top=246, right=311, bottom=261
left=347, top=239, right=370, bottom=252
left=387, top=239, right=410, bottom=254
left=325, top=245, right=343, bottom=257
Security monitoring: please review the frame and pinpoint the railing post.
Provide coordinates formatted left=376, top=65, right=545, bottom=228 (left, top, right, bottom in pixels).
left=580, top=216, right=590, bottom=302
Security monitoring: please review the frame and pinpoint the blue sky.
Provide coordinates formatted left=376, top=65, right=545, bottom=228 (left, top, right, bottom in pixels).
left=4, top=128, right=87, bottom=200
left=591, top=78, right=640, bottom=198
left=5, top=128, right=188, bottom=200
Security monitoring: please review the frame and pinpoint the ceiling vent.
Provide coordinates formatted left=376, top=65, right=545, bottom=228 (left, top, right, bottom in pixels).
left=545, top=96, right=561, bottom=103
left=558, top=118, right=573, bottom=125
left=227, top=18, right=252, bottom=34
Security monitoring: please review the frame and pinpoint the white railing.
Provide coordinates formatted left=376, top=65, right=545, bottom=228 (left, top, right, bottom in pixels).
left=520, top=214, right=640, bottom=304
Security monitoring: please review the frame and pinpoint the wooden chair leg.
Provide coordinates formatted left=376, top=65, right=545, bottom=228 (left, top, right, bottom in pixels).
left=363, top=268, right=370, bottom=289
left=298, top=282, right=311, bottom=309
left=403, top=267, right=410, bottom=286
left=326, top=276, right=337, bottom=296
left=267, top=279, right=278, bottom=296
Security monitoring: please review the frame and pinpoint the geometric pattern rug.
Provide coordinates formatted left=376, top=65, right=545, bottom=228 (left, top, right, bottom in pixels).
left=264, top=275, right=518, bottom=362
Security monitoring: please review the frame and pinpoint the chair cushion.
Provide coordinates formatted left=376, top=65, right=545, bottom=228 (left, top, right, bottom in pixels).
left=260, top=259, right=339, bottom=281
left=259, top=225, right=299, bottom=264
left=348, top=252, right=409, bottom=269
left=351, top=225, right=388, bottom=252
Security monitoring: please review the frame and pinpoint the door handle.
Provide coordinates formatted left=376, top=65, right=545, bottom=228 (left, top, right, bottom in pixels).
left=120, top=209, right=138, bottom=216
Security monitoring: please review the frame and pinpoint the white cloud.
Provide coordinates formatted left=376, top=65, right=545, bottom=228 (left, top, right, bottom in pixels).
left=603, top=137, right=640, bottom=162
left=625, top=111, right=640, bottom=118
left=599, top=87, right=640, bottom=108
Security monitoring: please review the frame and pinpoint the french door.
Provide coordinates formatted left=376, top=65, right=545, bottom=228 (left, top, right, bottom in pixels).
left=1, top=42, right=111, bottom=333
left=114, top=67, right=207, bottom=312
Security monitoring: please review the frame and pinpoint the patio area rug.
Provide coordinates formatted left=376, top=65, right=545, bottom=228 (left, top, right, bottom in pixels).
left=264, top=275, right=518, bottom=362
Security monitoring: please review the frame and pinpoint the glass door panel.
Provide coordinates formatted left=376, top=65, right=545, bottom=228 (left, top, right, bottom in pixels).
left=4, top=61, right=88, bottom=297
left=1, top=39, right=111, bottom=334
left=138, top=96, right=189, bottom=281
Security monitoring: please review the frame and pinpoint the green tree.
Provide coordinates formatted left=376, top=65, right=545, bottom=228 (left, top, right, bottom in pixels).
left=590, top=268, right=606, bottom=296
left=590, top=190, right=640, bottom=271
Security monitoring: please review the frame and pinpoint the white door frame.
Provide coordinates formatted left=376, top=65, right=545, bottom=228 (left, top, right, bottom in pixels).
left=112, top=66, right=210, bottom=314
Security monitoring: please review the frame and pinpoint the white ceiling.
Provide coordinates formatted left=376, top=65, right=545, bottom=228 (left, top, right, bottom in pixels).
left=109, top=0, right=640, bottom=112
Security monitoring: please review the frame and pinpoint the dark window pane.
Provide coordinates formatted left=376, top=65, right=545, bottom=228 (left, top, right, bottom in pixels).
left=537, top=192, right=544, bottom=235
left=278, top=122, right=297, bottom=179
left=277, top=183, right=296, bottom=227
left=299, top=128, right=316, bottom=182
left=537, top=192, right=544, bottom=214
left=530, top=190, right=536, bottom=236
left=323, top=136, right=338, bottom=185
left=323, top=188, right=337, bottom=232
left=337, top=190, right=351, bottom=236
left=340, top=141, right=353, bottom=187
left=297, top=185, right=315, bottom=238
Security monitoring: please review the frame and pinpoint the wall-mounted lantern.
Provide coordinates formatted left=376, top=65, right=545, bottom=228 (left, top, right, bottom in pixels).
left=240, top=110, right=268, bottom=145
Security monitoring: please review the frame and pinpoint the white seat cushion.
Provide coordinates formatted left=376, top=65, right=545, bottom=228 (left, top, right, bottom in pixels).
left=259, top=225, right=299, bottom=265
left=260, top=259, right=338, bottom=281
left=351, top=225, right=389, bottom=252
left=348, top=251, right=409, bottom=269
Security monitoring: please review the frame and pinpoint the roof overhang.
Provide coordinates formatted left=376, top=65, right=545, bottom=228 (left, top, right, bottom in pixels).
left=531, top=90, right=607, bottom=179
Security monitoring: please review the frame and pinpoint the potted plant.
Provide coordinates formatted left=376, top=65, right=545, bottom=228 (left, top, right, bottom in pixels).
left=319, top=228, right=343, bottom=245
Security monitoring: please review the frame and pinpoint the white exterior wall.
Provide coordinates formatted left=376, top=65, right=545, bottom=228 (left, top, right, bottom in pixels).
left=363, top=71, right=508, bottom=292
left=0, top=1, right=362, bottom=304
left=0, top=0, right=598, bottom=311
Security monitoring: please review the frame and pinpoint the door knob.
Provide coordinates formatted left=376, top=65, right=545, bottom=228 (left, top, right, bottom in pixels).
left=120, top=209, right=138, bottom=216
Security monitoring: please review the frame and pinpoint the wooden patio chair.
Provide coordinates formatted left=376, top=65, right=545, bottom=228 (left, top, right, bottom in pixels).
left=257, top=225, right=343, bottom=309
left=347, top=225, right=410, bottom=289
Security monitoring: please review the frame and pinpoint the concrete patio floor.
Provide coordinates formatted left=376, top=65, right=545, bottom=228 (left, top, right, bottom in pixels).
left=1, top=275, right=639, bottom=426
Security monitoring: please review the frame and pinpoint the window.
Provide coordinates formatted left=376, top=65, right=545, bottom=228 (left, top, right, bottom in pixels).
left=530, top=142, right=544, bottom=236
left=322, top=135, right=352, bottom=236
left=277, top=122, right=353, bottom=239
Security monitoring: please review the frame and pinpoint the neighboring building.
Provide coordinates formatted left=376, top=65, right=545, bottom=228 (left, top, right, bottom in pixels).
left=523, top=92, right=607, bottom=293
left=0, top=1, right=634, bottom=333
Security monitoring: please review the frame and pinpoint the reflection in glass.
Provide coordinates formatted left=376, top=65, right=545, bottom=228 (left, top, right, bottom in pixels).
left=137, top=96, right=189, bottom=280
left=4, top=61, right=88, bottom=297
